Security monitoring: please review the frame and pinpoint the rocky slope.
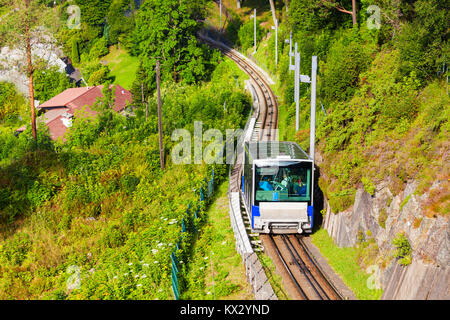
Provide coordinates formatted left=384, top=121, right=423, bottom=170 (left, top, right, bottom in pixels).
left=322, top=178, right=449, bottom=299
left=0, top=32, right=66, bottom=98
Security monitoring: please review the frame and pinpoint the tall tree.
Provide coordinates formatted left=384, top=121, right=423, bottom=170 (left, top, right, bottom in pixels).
left=132, top=0, right=212, bottom=84
left=0, top=0, right=54, bottom=140
left=269, top=0, right=277, bottom=23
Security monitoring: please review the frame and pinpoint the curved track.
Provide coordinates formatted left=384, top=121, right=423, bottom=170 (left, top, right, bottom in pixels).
left=201, top=34, right=342, bottom=300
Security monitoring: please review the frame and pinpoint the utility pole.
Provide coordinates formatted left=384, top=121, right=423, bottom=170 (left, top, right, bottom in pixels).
left=285, top=32, right=293, bottom=74
left=294, top=43, right=300, bottom=131
left=250, top=9, right=257, bottom=54
left=268, top=0, right=277, bottom=25
left=271, top=19, right=278, bottom=70
left=156, top=60, right=165, bottom=170
left=288, top=40, right=317, bottom=137
left=310, top=56, right=317, bottom=162
left=219, top=0, right=222, bottom=32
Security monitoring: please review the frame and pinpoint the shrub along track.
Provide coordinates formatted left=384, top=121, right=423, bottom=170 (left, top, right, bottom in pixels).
left=200, top=34, right=343, bottom=300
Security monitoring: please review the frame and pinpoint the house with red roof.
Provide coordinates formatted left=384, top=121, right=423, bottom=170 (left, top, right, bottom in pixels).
left=17, top=85, right=132, bottom=141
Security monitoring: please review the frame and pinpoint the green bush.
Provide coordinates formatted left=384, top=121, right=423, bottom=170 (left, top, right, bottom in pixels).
left=392, top=233, right=412, bottom=266
left=396, top=0, right=449, bottom=80
left=362, top=177, right=376, bottom=196
left=238, top=18, right=263, bottom=52
left=89, top=37, right=109, bottom=59
left=120, top=174, right=140, bottom=195
left=71, top=36, right=80, bottom=64
left=0, top=232, right=32, bottom=266
left=101, top=225, right=127, bottom=248
left=320, top=29, right=373, bottom=103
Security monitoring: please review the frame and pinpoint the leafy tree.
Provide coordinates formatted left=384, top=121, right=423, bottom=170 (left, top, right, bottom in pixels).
left=288, top=0, right=353, bottom=33
left=89, top=37, right=109, bottom=59
left=130, top=60, right=156, bottom=114
left=237, top=18, right=264, bottom=52
left=71, top=36, right=80, bottom=63
left=74, top=0, right=112, bottom=28
left=320, top=29, right=373, bottom=102
left=396, top=0, right=449, bottom=80
left=33, top=63, right=73, bottom=103
left=106, top=0, right=135, bottom=47
left=0, top=0, right=55, bottom=140
left=132, top=0, right=213, bottom=84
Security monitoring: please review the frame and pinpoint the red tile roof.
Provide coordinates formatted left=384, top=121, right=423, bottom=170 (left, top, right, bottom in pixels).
left=38, top=85, right=132, bottom=113
left=32, top=85, right=133, bottom=141
left=38, top=87, right=92, bottom=109
left=46, top=115, right=69, bottom=142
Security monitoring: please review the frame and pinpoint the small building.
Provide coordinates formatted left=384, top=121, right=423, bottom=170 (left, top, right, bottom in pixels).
left=17, top=85, right=132, bottom=141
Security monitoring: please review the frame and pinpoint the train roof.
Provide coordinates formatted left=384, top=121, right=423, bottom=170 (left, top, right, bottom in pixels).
left=246, top=141, right=311, bottom=161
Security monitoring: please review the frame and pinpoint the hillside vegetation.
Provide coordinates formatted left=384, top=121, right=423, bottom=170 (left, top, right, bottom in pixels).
left=244, top=0, right=449, bottom=216
left=0, top=0, right=254, bottom=299
left=210, top=0, right=448, bottom=299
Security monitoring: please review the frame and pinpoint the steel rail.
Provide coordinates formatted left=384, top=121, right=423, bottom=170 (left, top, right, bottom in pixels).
left=282, top=235, right=330, bottom=300
left=267, top=234, right=308, bottom=300
left=295, top=236, right=344, bottom=300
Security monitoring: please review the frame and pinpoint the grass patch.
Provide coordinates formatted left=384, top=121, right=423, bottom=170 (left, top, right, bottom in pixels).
left=181, top=182, right=253, bottom=300
left=103, top=46, right=139, bottom=90
left=257, top=251, right=290, bottom=300
left=310, top=228, right=383, bottom=300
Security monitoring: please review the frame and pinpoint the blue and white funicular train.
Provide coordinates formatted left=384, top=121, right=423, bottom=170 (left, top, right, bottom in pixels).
left=241, top=141, right=314, bottom=234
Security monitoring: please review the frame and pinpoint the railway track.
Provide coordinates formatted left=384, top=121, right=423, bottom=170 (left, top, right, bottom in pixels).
left=201, top=34, right=343, bottom=300
left=263, top=234, right=343, bottom=300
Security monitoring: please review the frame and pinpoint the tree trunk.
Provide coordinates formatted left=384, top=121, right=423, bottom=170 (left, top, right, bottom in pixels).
left=269, top=0, right=277, bottom=23
left=156, top=60, right=165, bottom=170
left=25, top=0, right=37, bottom=140
left=237, top=0, right=240, bottom=9
left=352, top=0, right=357, bottom=25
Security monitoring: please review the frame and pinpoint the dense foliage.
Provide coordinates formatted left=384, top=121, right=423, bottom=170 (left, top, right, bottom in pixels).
left=33, top=62, right=73, bottom=103
left=131, top=0, right=215, bottom=84
left=0, top=83, right=26, bottom=124
left=0, top=54, right=250, bottom=299
left=266, top=0, right=449, bottom=214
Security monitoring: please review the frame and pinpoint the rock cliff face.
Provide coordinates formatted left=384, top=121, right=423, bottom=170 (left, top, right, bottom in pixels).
left=322, top=180, right=449, bottom=300
left=0, top=33, right=65, bottom=98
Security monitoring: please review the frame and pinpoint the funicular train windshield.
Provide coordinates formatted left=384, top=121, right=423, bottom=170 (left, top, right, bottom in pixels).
left=255, top=161, right=312, bottom=205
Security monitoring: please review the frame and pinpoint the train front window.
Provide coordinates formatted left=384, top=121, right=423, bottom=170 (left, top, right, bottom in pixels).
left=255, top=162, right=311, bottom=204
